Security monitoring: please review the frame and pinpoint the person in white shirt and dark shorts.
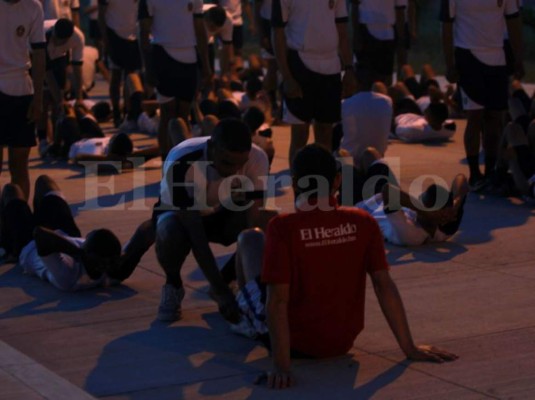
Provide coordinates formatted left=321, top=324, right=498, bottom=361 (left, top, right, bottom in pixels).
left=272, top=0, right=357, bottom=165
left=0, top=0, right=46, bottom=200
left=441, top=0, right=524, bottom=191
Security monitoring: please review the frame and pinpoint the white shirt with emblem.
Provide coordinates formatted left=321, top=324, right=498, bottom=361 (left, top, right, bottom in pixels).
left=0, top=0, right=45, bottom=96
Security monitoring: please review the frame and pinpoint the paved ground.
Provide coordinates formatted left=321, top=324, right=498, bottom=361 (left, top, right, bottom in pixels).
left=1, top=81, right=535, bottom=399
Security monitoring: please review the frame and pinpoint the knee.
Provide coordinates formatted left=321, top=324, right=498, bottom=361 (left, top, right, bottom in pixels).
left=155, top=214, right=185, bottom=245
left=237, top=228, right=265, bottom=250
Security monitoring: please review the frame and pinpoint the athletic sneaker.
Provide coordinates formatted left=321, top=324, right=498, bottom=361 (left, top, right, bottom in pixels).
left=468, top=175, right=487, bottom=192
left=158, top=284, right=185, bottom=321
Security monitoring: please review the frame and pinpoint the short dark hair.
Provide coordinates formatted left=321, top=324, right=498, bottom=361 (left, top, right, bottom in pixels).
left=84, top=229, right=121, bottom=260
left=211, top=118, right=252, bottom=153
left=217, top=100, right=241, bottom=120
left=426, top=103, right=449, bottom=125
left=91, top=101, right=112, bottom=122
left=242, top=106, right=265, bottom=133
left=292, top=144, right=338, bottom=193
left=205, top=6, right=227, bottom=27
left=54, top=18, right=74, bottom=40
left=109, top=133, right=133, bottom=156
left=245, top=77, right=263, bottom=97
left=199, top=99, right=219, bottom=117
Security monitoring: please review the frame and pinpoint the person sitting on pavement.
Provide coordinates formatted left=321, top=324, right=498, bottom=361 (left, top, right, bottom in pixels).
left=227, top=144, right=458, bottom=389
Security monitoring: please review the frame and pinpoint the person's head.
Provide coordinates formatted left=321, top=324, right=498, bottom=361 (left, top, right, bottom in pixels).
left=74, top=102, right=90, bottom=120
left=109, top=133, right=133, bottom=157
left=199, top=99, right=219, bottom=117
left=200, top=114, right=219, bottom=136
left=424, top=103, right=449, bottom=131
left=83, top=229, right=122, bottom=274
left=245, top=77, right=263, bottom=99
left=208, top=119, right=252, bottom=177
left=242, top=106, right=265, bottom=133
left=420, top=183, right=452, bottom=210
left=217, top=100, right=241, bottom=120
left=291, top=144, right=340, bottom=198
left=204, top=6, right=227, bottom=34
left=53, top=18, right=74, bottom=46
left=91, top=101, right=112, bottom=122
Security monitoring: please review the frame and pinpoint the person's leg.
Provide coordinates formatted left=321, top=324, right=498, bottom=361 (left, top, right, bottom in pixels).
left=505, top=123, right=533, bottom=195
left=109, top=68, right=123, bottom=127
left=155, top=212, right=192, bottom=320
left=289, top=124, right=310, bottom=166
left=313, top=122, right=333, bottom=153
left=124, top=72, right=144, bottom=123
left=359, top=147, right=398, bottom=201
left=482, top=109, right=504, bottom=178
left=235, top=228, right=265, bottom=289
left=112, top=219, right=156, bottom=282
left=168, top=117, right=190, bottom=147
left=33, top=174, right=60, bottom=211
left=464, top=109, right=485, bottom=187
left=8, top=147, right=31, bottom=200
left=158, top=99, right=178, bottom=160
left=0, top=183, right=34, bottom=257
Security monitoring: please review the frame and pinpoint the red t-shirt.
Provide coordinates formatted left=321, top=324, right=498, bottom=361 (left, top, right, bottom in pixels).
left=262, top=198, right=389, bottom=358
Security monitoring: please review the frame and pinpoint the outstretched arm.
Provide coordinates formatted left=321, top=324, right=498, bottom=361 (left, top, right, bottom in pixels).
left=370, top=269, right=458, bottom=362
left=34, top=226, right=82, bottom=257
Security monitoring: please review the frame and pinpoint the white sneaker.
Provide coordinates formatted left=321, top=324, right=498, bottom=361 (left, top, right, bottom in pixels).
left=158, top=284, right=185, bottom=321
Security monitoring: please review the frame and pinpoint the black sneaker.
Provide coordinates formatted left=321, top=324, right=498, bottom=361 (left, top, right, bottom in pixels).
left=468, top=175, right=486, bottom=192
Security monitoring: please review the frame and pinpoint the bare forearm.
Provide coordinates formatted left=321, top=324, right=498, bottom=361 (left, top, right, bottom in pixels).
left=374, top=277, right=416, bottom=355
left=31, top=50, right=46, bottom=100
left=194, top=20, right=212, bottom=77
left=442, top=22, right=455, bottom=68
left=267, top=300, right=291, bottom=372
left=337, top=23, right=353, bottom=67
left=272, top=28, right=292, bottom=80
left=507, top=17, right=524, bottom=64
left=34, top=227, right=82, bottom=257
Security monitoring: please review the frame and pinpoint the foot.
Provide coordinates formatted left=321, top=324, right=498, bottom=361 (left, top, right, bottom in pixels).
left=468, top=175, right=486, bottom=192
left=158, top=284, right=185, bottom=321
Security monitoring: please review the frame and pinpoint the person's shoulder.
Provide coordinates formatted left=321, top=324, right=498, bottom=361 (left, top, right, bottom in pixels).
left=166, top=137, right=208, bottom=162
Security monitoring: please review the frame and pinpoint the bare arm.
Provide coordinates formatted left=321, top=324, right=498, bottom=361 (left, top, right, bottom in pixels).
left=351, top=0, right=362, bottom=53
left=194, top=16, right=213, bottom=88
left=29, top=49, right=46, bottom=122
left=371, top=269, right=459, bottom=362
left=337, top=21, right=357, bottom=98
left=220, top=43, right=234, bottom=78
left=34, top=226, right=82, bottom=257
left=441, top=21, right=457, bottom=83
left=266, top=283, right=294, bottom=389
left=72, top=9, right=81, bottom=28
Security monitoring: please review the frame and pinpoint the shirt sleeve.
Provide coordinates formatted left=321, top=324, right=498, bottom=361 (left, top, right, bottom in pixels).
left=335, top=0, right=348, bottom=22
left=70, top=28, right=85, bottom=64
left=439, top=0, right=455, bottom=22
left=504, top=0, right=520, bottom=17
left=262, top=217, right=292, bottom=284
left=271, top=0, right=289, bottom=27
left=138, top=0, right=153, bottom=20
left=364, top=215, right=389, bottom=274
left=29, top=3, right=46, bottom=48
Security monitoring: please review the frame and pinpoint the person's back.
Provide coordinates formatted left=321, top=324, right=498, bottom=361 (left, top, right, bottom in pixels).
left=341, top=90, right=393, bottom=159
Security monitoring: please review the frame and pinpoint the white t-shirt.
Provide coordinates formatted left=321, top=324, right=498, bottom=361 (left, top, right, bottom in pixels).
left=69, top=137, right=112, bottom=159
left=203, top=4, right=234, bottom=44
left=394, top=113, right=455, bottom=143
left=19, top=232, right=114, bottom=291
left=356, top=193, right=449, bottom=246
left=341, top=91, right=393, bottom=161
left=100, top=0, right=138, bottom=41
left=43, top=0, right=80, bottom=20
left=440, top=0, right=520, bottom=66
left=219, top=0, right=243, bottom=26
left=160, top=136, right=269, bottom=215
left=416, top=95, right=431, bottom=114
left=44, top=19, right=85, bottom=64
left=272, top=0, right=348, bottom=75
left=139, top=0, right=203, bottom=63
left=358, top=0, right=407, bottom=40
left=0, top=0, right=45, bottom=96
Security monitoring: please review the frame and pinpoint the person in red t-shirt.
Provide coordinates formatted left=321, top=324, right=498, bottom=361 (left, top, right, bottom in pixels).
left=230, top=144, right=458, bottom=389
